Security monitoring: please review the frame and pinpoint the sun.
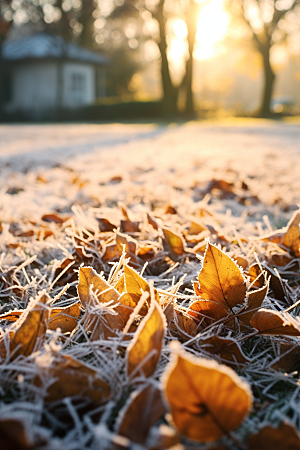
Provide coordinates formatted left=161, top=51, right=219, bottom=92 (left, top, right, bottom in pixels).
left=170, top=0, right=229, bottom=62
left=195, top=0, right=229, bottom=60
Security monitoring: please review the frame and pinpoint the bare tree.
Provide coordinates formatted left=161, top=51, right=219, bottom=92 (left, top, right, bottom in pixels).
left=108, top=0, right=202, bottom=117
left=229, top=0, right=300, bottom=116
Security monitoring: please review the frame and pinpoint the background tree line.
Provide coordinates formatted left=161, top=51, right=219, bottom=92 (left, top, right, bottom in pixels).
left=1, top=0, right=300, bottom=119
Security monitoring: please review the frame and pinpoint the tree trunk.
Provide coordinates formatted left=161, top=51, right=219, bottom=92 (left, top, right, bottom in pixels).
left=155, top=0, right=178, bottom=117
left=260, top=45, right=275, bottom=117
left=183, top=0, right=198, bottom=117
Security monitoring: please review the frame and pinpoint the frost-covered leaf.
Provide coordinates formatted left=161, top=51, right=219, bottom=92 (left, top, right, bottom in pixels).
left=162, top=342, right=252, bottom=442
left=117, top=384, right=165, bottom=444
left=195, top=242, right=247, bottom=312
left=126, top=298, right=166, bottom=379
left=251, top=309, right=300, bottom=336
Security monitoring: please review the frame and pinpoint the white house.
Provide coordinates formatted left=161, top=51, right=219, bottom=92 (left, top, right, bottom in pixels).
left=3, top=32, right=108, bottom=118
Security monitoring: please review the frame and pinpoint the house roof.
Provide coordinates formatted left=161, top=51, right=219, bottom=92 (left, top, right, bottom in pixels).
left=2, top=32, right=108, bottom=65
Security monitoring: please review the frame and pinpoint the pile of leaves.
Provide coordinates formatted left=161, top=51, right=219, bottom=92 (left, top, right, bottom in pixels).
left=1, top=180, right=300, bottom=450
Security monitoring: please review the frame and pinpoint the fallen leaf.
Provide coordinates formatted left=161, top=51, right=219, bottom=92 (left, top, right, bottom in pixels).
left=38, top=355, right=110, bottom=403
left=188, top=220, right=208, bottom=235
left=249, top=264, right=289, bottom=302
left=0, top=417, right=33, bottom=450
left=116, top=233, right=138, bottom=260
left=270, top=342, right=300, bottom=372
left=49, top=301, right=81, bottom=333
left=124, top=264, right=156, bottom=315
left=239, top=282, right=269, bottom=326
left=120, top=220, right=140, bottom=233
left=78, top=266, right=119, bottom=307
left=261, top=210, right=300, bottom=258
left=147, top=213, right=159, bottom=230
left=165, top=205, right=177, bottom=215
left=162, top=342, right=252, bottom=442
left=248, top=422, right=300, bottom=450
left=97, top=218, right=117, bottom=232
left=250, top=309, right=300, bottom=336
left=9, top=293, right=50, bottom=359
left=195, top=335, right=250, bottom=368
left=41, top=213, right=69, bottom=224
left=194, top=242, right=246, bottom=312
left=163, top=228, right=184, bottom=261
left=170, top=307, right=198, bottom=341
left=117, top=384, right=165, bottom=444
left=189, top=300, right=228, bottom=328
left=126, top=298, right=166, bottom=379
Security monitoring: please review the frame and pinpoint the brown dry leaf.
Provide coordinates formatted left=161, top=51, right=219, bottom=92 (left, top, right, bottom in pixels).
left=162, top=342, right=252, bottom=442
left=250, top=309, right=300, bottom=336
left=234, top=256, right=249, bottom=271
left=271, top=342, right=300, bottom=372
left=239, top=282, right=269, bottom=326
left=261, top=210, right=300, bottom=258
left=0, top=310, right=23, bottom=322
left=249, top=264, right=289, bottom=303
left=85, top=291, right=135, bottom=340
left=116, top=233, right=138, bottom=259
left=114, top=274, right=126, bottom=294
left=120, top=220, right=140, bottom=233
left=49, top=301, right=81, bottom=333
left=196, top=336, right=250, bottom=368
left=9, top=293, right=50, bottom=359
left=126, top=298, right=166, bottom=379
left=170, top=307, right=198, bottom=341
left=165, top=205, right=177, bottom=215
left=41, top=213, right=69, bottom=224
left=146, top=424, right=181, bottom=450
left=147, top=213, right=159, bottom=230
left=138, top=246, right=155, bottom=261
left=38, top=355, right=110, bottom=403
left=0, top=417, right=33, bottom=450
left=102, top=243, right=118, bottom=262
left=162, top=228, right=184, bottom=261
left=195, top=242, right=246, bottom=312
left=124, top=264, right=158, bottom=315
left=189, top=300, right=228, bottom=327
left=97, top=217, right=117, bottom=232
left=117, top=384, right=165, bottom=444
left=188, top=220, right=208, bottom=235
left=78, top=266, right=119, bottom=307
left=248, top=422, right=300, bottom=450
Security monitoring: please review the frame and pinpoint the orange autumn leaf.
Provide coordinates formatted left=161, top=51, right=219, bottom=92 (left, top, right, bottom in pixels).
left=261, top=210, right=300, bottom=257
left=124, top=264, right=160, bottom=315
left=37, top=355, right=110, bottom=403
left=0, top=417, right=33, bottom=450
left=189, top=299, right=228, bottom=327
left=196, top=335, right=250, bottom=368
left=49, top=301, right=81, bottom=333
left=239, top=282, right=269, bottom=326
left=78, top=266, right=119, bottom=307
left=117, top=384, right=165, bottom=444
left=126, top=298, right=166, bottom=379
left=248, top=422, right=300, bottom=450
left=195, top=242, right=247, bottom=312
left=162, top=228, right=184, bottom=261
left=162, top=342, right=252, bottom=442
left=270, top=342, right=300, bottom=372
left=169, top=306, right=198, bottom=341
left=250, top=309, right=300, bottom=336
left=9, top=292, right=50, bottom=359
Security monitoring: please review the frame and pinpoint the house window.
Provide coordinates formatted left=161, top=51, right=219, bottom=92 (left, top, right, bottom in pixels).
left=70, top=73, right=86, bottom=93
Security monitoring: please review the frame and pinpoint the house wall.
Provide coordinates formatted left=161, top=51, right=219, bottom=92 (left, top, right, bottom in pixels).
left=62, top=62, right=95, bottom=108
left=6, top=61, right=58, bottom=113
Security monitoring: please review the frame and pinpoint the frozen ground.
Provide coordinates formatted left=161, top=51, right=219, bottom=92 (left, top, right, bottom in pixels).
left=1, top=120, right=300, bottom=449
left=0, top=119, right=300, bottom=224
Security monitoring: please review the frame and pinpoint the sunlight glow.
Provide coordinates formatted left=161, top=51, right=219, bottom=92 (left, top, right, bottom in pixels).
left=194, top=0, right=229, bottom=60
